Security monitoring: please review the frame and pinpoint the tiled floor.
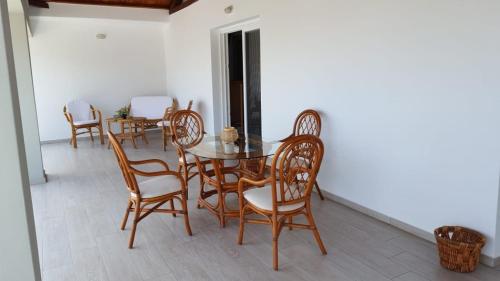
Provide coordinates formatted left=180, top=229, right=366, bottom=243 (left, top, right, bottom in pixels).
left=31, top=134, right=500, bottom=281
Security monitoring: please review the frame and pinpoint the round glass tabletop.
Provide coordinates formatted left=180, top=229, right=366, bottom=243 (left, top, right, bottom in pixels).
left=186, top=135, right=281, bottom=160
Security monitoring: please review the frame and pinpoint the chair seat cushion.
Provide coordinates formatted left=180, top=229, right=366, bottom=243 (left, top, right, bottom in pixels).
left=243, top=185, right=305, bottom=212
left=73, top=119, right=99, bottom=126
left=179, top=152, right=196, bottom=164
left=156, top=120, right=171, bottom=127
left=133, top=175, right=181, bottom=199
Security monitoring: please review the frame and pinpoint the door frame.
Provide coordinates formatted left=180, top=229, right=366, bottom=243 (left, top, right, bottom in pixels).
left=211, top=17, right=260, bottom=134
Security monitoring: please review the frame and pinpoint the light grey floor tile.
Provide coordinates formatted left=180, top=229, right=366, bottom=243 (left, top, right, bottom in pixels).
left=31, top=134, right=500, bottom=281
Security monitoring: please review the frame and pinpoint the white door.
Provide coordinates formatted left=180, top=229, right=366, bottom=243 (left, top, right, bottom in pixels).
left=220, top=19, right=261, bottom=136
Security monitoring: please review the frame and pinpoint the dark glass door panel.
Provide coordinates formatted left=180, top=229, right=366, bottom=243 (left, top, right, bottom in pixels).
left=245, top=29, right=261, bottom=137
left=228, top=31, right=244, bottom=134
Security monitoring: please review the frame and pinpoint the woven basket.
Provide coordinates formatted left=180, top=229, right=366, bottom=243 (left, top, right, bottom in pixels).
left=434, top=226, right=485, bottom=273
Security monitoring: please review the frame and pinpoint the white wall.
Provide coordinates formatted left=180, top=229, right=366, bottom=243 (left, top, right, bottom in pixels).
left=165, top=0, right=500, bottom=258
left=9, top=9, right=45, bottom=184
left=1, top=0, right=41, bottom=280
left=29, top=16, right=168, bottom=141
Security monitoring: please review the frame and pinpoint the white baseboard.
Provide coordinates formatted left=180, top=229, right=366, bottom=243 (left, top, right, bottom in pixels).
left=321, top=190, right=498, bottom=268
left=40, top=129, right=162, bottom=145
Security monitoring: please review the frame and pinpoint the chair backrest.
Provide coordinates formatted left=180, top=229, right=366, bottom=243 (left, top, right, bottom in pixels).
left=65, top=100, right=92, bottom=122
left=108, top=131, right=139, bottom=194
left=163, top=99, right=178, bottom=120
left=269, top=135, right=324, bottom=208
left=186, top=100, right=193, bottom=111
left=130, top=96, right=173, bottom=119
left=171, top=110, right=204, bottom=148
left=292, top=109, right=321, bottom=137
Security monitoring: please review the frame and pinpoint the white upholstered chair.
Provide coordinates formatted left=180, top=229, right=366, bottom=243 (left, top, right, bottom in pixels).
left=129, top=96, right=174, bottom=127
left=129, top=96, right=175, bottom=149
left=63, top=100, right=104, bottom=148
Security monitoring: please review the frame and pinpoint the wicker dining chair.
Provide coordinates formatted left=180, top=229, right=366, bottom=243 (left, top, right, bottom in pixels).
left=157, top=99, right=178, bottom=151
left=63, top=100, right=104, bottom=148
left=280, top=109, right=325, bottom=200
left=170, top=109, right=209, bottom=199
left=238, top=135, right=327, bottom=270
left=108, top=131, right=192, bottom=248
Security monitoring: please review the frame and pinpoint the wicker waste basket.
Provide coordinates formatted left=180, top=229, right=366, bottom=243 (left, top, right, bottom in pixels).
left=434, top=226, right=485, bottom=273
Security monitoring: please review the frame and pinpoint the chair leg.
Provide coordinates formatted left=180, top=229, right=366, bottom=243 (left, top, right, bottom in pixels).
left=218, top=191, right=226, bottom=228
left=72, top=128, right=77, bottom=148
left=314, top=181, right=325, bottom=200
left=238, top=206, right=245, bottom=245
left=98, top=124, right=104, bottom=144
left=181, top=193, right=193, bottom=236
left=162, top=129, right=167, bottom=151
left=120, top=200, right=132, bottom=230
left=141, top=126, right=148, bottom=145
left=170, top=199, right=176, bottom=217
left=183, top=165, right=190, bottom=200
left=88, top=128, right=94, bottom=142
left=128, top=201, right=141, bottom=249
left=197, top=175, right=204, bottom=209
left=272, top=217, right=279, bottom=271
left=306, top=206, right=327, bottom=255
left=131, top=134, right=137, bottom=149
left=288, top=217, right=293, bottom=230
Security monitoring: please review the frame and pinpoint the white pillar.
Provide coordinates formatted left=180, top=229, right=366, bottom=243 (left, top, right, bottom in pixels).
left=8, top=7, right=45, bottom=185
left=0, top=1, right=41, bottom=280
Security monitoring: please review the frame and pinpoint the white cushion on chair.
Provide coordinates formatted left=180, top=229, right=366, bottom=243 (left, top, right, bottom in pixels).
left=243, top=185, right=305, bottom=212
left=73, top=119, right=99, bottom=126
left=134, top=175, right=182, bottom=199
left=157, top=120, right=171, bottom=127
left=67, top=100, right=92, bottom=122
left=179, top=153, right=196, bottom=164
left=130, top=96, right=173, bottom=120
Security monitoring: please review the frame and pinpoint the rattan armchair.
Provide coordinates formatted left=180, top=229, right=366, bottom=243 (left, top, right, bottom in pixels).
left=238, top=135, right=327, bottom=270
left=63, top=100, right=104, bottom=148
left=108, top=131, right=192, bottom=248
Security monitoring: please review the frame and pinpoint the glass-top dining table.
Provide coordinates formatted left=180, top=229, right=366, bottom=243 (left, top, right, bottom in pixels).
left=186, top=135, right=282, bottom=227
left=187, top=135, right=282, bottom=179
left=187, top=135, right=281, bottom=160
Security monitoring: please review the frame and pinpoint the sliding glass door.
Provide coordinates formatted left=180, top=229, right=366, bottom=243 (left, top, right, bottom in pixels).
left=223, top=21, right=261, bottom=137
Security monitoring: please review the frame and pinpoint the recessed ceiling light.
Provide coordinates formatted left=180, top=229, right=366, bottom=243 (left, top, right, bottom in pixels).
left=224, top=5, right=234, bottom=14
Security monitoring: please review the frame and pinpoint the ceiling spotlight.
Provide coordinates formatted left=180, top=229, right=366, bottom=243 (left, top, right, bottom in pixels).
left=96, top=33, right=107, bottom=39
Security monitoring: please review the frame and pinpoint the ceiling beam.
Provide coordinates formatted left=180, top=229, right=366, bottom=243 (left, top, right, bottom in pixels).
left=29, top=0, right=49, bottom=8
left=29, top=0, right=198, bottom=12
left=45, top=0, right=171, bottom=10
left=169, top=0, right=197, bottom=14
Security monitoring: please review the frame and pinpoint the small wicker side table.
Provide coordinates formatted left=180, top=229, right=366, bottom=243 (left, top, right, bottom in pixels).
left=106, top=116, right=148, bottom=149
